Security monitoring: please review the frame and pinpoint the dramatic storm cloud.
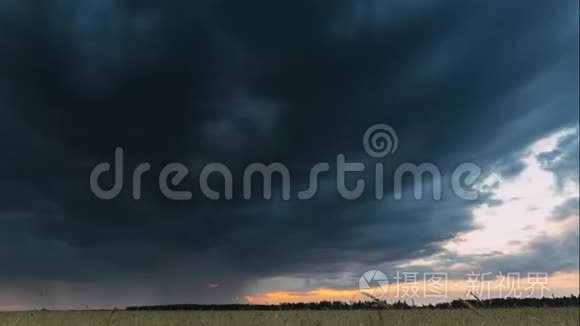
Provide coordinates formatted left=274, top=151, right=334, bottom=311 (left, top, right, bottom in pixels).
left=0, top=0, right=578, bottom=308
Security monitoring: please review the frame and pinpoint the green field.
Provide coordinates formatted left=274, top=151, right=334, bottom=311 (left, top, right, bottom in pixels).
left=0, top=308, right=578, bottom=326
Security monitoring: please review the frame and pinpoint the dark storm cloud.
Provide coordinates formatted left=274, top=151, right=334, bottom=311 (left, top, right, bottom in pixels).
left=0, top=0, right=578, bottom=304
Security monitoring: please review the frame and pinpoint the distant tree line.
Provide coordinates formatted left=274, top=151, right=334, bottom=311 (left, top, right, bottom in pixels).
left=126, top=295, right=579, bottom=311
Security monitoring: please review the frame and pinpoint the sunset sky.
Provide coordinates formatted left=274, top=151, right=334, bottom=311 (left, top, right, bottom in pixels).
left=0, top=0, right=578, bottom=310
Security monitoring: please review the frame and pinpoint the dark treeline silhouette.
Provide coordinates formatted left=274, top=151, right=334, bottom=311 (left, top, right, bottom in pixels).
left=126, top=295, right=579, bottom=311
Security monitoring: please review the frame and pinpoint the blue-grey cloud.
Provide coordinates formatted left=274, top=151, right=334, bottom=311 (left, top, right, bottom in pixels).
left=551, top=197, right=580, bottom=221
left=537, top=127, right=580, bottom=188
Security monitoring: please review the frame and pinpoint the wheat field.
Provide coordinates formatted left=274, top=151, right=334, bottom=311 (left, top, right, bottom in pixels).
left=0, top=308, right=578, bottom=326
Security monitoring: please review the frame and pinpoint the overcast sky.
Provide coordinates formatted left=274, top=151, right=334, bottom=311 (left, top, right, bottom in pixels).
left=0, top=0, right=578, bottom=309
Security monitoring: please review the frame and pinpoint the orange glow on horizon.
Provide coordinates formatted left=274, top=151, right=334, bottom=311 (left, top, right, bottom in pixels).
left=246, top=287, right=362, bottom=304
left=245, top=271, right=580, bottom=304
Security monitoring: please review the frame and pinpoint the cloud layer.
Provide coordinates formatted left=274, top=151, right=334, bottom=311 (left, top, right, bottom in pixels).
left=0, top=0, right=578, bottom=307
